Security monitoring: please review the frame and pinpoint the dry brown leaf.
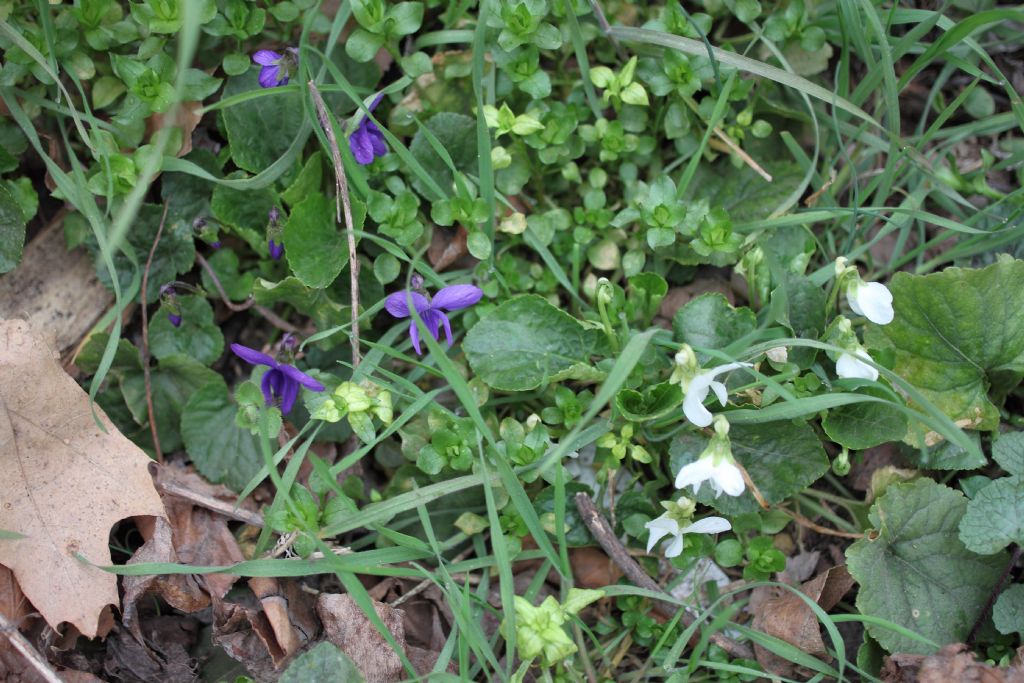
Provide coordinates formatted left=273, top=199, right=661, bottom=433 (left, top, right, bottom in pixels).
left=248, top=577, right=319, bottom=662
left=571, top=546, right=624, bottom=589
left=0, top=319, right=165, bottom=638
left=881, top=643, right=1024, bottom=683
left=750, top=565, right=855, bottom=678
left=428, top=225, right=470, bottom=271
left=147, top=101, right=203, bottom=158
left=317, top=593, right=408, bottom=683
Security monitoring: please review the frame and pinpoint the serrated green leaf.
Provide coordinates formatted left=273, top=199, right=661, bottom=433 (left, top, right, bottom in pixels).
left=847, top=478, right=1007, bottom=654
left=283, top=192, right=365, bottom=289
left=672, top=293, right=755, bottom=361
left=464, top=295, right=598, bottom=391
left=959, top=475, right=1024, bottom=554
left=669, top=420, right=828, bottom=515
left=866, top=259, right=1024, bottom=442
left=180, top=378, right=263, bottom=491
left=822, top=402, right=908, bottom=450
left=121, top=355, right=219, bottom=453
left=0, top=182, right=26, bottom=274
left=149, top=295, right=225, bottom=365
left=993, top=431, right=1024, bottom=476
left=221, top=71, right=304, bottom=173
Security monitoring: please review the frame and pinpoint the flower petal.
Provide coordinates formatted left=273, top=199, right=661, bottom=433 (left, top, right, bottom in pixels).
left=231, top=343, right=277, bottom=368
left=252, top=50, right=282, bottom=66
left=664, top=533, right=685, bottom=558
left=682, top=389, right=714, bottom=427
left=409, top=320, right=422, bottom=355
left=681, top=516, right=732, bottom=535
left=675, top=458, right=715, bottom=493
left=644, top=515, right=679, bottom=553
left=439, top=311, right=453, bottom=347
left=349, top=127, right=375, bottom=165
left=714, top=461, right=746, bottom=497
left=367, top=91, right=385, bottom=112
left=709, top=379, right=729, bottom=406
left=836, top=351, right=879, bottom=381
left=432, top=284, right=483, bottom=311
left=258, top=65, right=281, bottom=89
left=279, top=376, right=300, bottom=415
left=848, top=281, right=894, bottom=325
left=259, top=369, right=277, bottom=406
left=384, top=290, right=430, bottom=318
left=279, top=364, right=326, bottom=392
left=418, top=309, right=443, bottom=345
left=369, top=128, right=387, bottom=158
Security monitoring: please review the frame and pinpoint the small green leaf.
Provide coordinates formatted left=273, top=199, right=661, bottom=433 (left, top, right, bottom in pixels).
left=993, top=431, right=1024, bottom=476
left=222, top=52, right=251, bottom=76
left=672, top=293, right=755, bottom=361
left=669, top=420, right=829, bottom=515
left=409, top=112, right=478, bottom=197
left=149, top=296, right=225, bottom=365
left=0, top=182, right=26, bottom=274
left=615, top=382, right=682, bottom=422
left=281, top=151, right=323, bottom=207
left=847, top=478, right=1007, bottom=654
left=464, top=295, right=598, bottom=391
left=373, top=252, right=400, bottom=284
left=345, top=27, right=384, bottom=62
left=822, top=402, right=908, bottom=450
left=200, top=248, right=255, bottom=301
left=180, top=379, right=263, bottom=491
left=958, top=475, right=1024, bottom=554
left=467, top=231, right=492, bottom=260
left=993, top=584, right=1024, bottom=635
left=279, top=642, right=365, bottom=682
left=92, top=75, right=127, bottom=108
left=284, top=192, right=365, bottom=289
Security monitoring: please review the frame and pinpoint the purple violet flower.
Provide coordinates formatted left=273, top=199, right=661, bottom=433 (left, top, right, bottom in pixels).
left=253, top=49, right=291, bottom=88
left=268, top=239, right=284, bottom=260
left=384, top=284, right=483, bottom=355
left=168, top=313, right=182, bottom=328
left=230, top=343, right=325, bottom=414
left=349, top=93, right=387, bottom=165
left=210, top=241, right=222, bottom=249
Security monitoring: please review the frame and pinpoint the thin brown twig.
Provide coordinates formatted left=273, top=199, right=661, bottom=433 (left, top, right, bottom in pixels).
left=389, top=547, right=474, bottom=607
left=195, top=252, right=299, bottom=333
left=0, top=613, right=63, bottom=683
left=574, top=492, right=754, bottom=660
left=157, top=478, right=265, bottom=527
left=777, top=505, right=864, bottom=540
left=307, top=80, right=361, bottom=368
left=141, top=202, right=170, bottom=463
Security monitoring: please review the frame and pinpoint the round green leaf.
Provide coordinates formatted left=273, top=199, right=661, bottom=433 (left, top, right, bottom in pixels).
left=672, top=293, right=756, bottom=361
left=221, top=71, right=304, bottom=173
left=669, top=420, right=829, bottom=515
left=149, top=295, right=225, bottom=365
left=222, top=52, right=251, bottom=76
left=993, top=584, right=1024, bottom=635
left=279, top=638, right=365, bottom=682
left=463, top=295, right=599, bottom=391
left=180, top=379, right=263, bottom=492
left=959, top=475, right=1024, bottom=554
left=847, top=478, right=1007, bottom=654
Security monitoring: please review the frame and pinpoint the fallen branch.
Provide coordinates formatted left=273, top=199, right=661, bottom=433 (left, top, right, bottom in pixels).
left=574, top=492, right=753, bottom=660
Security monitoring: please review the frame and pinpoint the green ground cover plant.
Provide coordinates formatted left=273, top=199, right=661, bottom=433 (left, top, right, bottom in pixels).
left=1, top=0, right=1023, bottom=680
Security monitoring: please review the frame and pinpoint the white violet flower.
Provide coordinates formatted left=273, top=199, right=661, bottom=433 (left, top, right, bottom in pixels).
left=675, top=415, right=746, bottom=498
left=836, top=257, right=894, bottom=325
left=682, top=361, right=752, bottom=427
left=836, top=349, right=878, bottom=381
left=645, top=496, right=731, bottom=558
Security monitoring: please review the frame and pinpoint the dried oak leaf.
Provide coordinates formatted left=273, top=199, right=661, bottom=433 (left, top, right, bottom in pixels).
left=0, top=319, right=165, bottom=638
left=881, top=643, right=1024, bottom=683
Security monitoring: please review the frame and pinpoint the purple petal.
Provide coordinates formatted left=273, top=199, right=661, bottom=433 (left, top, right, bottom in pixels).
left=279, top=364, right=326, bottom=392
left=258, top=65, right=281, bottom=89
left=252, top=50, right=282, bottom=66
left=439, top=311, right=453, bottom=347
left=409, top=320, right=421, bottom=355
left=431, top=284, right=483, bottom=311
left=232, top=343, right=277, bottom=368
left=419, top=309, right=443, bottom=345
left=349, top=127, right=375, bottom=165
left=369, top=128, right=387, bottom=158
left=268, top=239, right=284, bottom=260
left=168, top=313, right=182, bottom=328
left=368, top=92, right=385, bottom=112
left=279, top=377, right=300, bottom=414
left=260, top=369, right=279, bottom=406
left=385, top=290, right=430, bottom=318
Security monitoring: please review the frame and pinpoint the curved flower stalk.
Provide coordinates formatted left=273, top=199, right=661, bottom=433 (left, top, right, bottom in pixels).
left=645, top=496, right=731, bottom=558
left=231, top=343, right=325, bottom=414
left=671, top=344, right=753, bottom=427
left=675, top=415, right=745, bottom=498
left=384, top=283, right=483, bottom=354
left=835, top=257, right=894, bottom=325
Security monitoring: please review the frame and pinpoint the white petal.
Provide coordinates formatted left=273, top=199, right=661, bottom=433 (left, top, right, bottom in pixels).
left=664, top=533, right=685, bottom=558
left=683, top=391, right=714, bottom=427
left=675, top=459, right=715, bottom=493
left=713, top=461, right=746, bottom=496
left=709, top=380, right=729, bottom=406
left=848, top=281, right=894, bottom=325
left=836, top=351, right=878, bottom=381
left=644, top=515, right=679, bottom=553
left=681, top=516, right=732, bottom=535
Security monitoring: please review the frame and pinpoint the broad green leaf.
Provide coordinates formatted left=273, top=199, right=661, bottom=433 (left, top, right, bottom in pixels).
left=463, top=295, right=599, bottom=392
left=149, top=295, right=225, bottom=365
left=958, top=475, right=1024, bottom=554
left=221, top=71, right=304, bottom=173
left=121, top=355, right=219, bottom=453
left=409, top=112, right=478, bottom=197
left=210, top=180, right=276, bottom=253
left=281, top=151, right=323, bottom=207
left=283, top=192, right=365, bottom=289
left=672, top=293, right=755, bottom=361
left=615, top=382, right=682, bottom=422
left=915, top=432, right=985, bottom=471
left=180, top=378, right=263, bottom=491
left=821, top=402, right=908, bottom=450
left=867, top=259, right=1024, bottom=442
left=279, top=642, right=365, bottom=683
left=668, top=420, right=828, bottom=515
left=847, top=478, right=1006, bottom=654
left=993, top=430, right=1024, bottom=475
left=771, top=273, right=825, bottom=366
left=0, top=182, right=26, bottom=273
left=993, top=584, right=1024, bottom=635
